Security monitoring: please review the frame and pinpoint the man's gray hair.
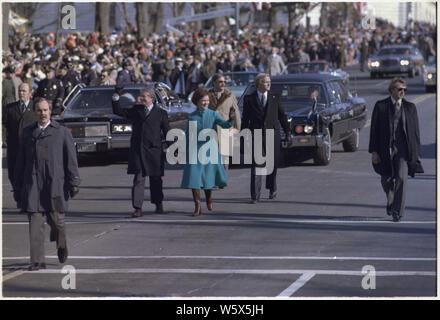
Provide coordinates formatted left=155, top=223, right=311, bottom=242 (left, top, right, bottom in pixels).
left=255, top=73, right=270, bottom=87
left=388, top=77, right=406, bottom=93
left=140, top=87, right=156, bottom=103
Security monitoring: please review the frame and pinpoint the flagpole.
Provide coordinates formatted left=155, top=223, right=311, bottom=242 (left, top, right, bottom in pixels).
left=235, top=2, right=240, bottom=40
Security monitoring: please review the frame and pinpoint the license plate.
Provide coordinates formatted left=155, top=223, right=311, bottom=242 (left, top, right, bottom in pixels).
left=76, top=143, right=96, bottom=152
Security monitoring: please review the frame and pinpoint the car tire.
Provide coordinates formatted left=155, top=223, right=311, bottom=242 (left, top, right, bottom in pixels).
left=370, top=72, right=376, bottom=79
left=313, top=128, right=331, bottom=166
left=342, top=128, right=360, bottom=152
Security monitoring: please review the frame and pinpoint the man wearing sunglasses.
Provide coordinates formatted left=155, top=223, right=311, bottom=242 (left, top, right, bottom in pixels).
left=369, top=77, right=423, bottom=222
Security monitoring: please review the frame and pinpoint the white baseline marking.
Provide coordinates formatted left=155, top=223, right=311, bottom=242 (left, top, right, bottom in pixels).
left=277, top=272, right=316, bottom=297
left=3, top=255, right=435, bottom=261
left=15, top=268, right=436, bottom=276
left=2, top=219, right=436, bottom=226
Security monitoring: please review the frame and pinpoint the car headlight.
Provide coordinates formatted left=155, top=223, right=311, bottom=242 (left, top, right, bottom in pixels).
left=400, top=60, right=410, bottom=66
left=304, top=125, right=314, bottom=134
left=112, top=124, right=132, bottom=133
left=427, top=73, right=433, bottom=79
left=371, top=61, right=380, bottom=67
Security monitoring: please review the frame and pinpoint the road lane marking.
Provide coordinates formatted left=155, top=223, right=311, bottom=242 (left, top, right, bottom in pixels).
left=3, top=255, right=435, bottom=261
left=10, top=268, right=436, bottom=277
left=3, top=219, right=436, bottom=225
left=277, top=272, right=316, bottom=297
left=2, top=270, right=24, bottom=281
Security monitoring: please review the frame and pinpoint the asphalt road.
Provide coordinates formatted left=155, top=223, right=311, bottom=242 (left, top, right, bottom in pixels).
left=2, top=65, right=437, bottom=299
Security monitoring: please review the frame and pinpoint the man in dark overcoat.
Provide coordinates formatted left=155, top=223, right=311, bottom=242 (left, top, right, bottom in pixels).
left=13, top=98, right=80, bottom=270
left=112, top=86, right=170, bottom=217
left=241, top=73, right=290, bottom=203
left=369, top=77, right=422, bottom=222
left=2, top=83, right=37, bottom=186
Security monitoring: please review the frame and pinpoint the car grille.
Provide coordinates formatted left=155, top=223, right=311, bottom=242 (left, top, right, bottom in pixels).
left=69, top=125, right=109, bottom=137
left=382, top=59, right=399, bottom=67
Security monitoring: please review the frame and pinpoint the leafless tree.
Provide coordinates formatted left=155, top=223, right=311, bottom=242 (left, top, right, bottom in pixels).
left=95, top=2, right=111, bottom=34
left=2, top=2, right=10, bottom=54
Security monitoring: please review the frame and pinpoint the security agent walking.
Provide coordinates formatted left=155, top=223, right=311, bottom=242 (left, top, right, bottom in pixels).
left=369, top=77, right=423, bottom=222
left=13, top=98, right=80, bottom=271
left=2, top=83, right=37, bottom=187
left=242, top=73, right=290, bottom=203
left=112, top=86, right=170, bottom=217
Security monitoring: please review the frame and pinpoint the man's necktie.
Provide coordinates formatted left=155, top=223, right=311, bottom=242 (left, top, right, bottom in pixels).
left=261, top=94, right=266, bottom=107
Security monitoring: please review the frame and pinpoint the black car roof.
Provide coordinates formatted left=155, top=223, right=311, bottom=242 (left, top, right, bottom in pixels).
left=380, top=44, right=413, bottom=49
left=271, top=73, right=340, bottom=83
left=82, top=84, right=151, bottom=90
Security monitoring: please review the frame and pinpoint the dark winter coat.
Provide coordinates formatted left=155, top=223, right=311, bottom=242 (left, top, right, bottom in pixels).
left=13, top=121, right=81, bottom=213
left=369, top=97, right=422, bottom=177
left=112, top=99, right=170, bottom=177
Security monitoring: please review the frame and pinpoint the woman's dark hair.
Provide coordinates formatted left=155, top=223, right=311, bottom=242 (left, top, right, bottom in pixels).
left=191, top=88, right=210, bottom=106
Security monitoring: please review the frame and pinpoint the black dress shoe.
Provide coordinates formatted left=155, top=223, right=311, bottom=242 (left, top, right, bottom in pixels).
left=392, top=211, right=402, bottom=222
left=269, top=191, right=277, bottom=199
left=248, top=199, right=258, bottom=204
left=58, top=247, right=68, bottom=263
left=155, top=203, right=165, bottom=214
left=28, top=263, right=46, bottom=271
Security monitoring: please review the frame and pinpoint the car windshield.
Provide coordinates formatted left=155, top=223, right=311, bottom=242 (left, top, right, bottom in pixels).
left=287, top=63, right=328, bottom=73
left=427, top=56, right=436, bottom=66
left=242, top=83, right=326, bottom=112
left=207, top=73, right=258, bottom=88
left=68, top=89, right=140, bottom=111
left=377, top=48, right=412, bottom=56
left=271, top=83, right=326, bottom=110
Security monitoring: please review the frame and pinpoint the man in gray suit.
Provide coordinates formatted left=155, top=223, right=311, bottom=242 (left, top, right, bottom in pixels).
left=13, top=98, right=81, bottom=271
left=264, top=47, right=286, bottom=76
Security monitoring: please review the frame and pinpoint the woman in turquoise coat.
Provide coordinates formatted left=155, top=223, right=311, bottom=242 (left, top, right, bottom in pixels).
left=181, top=88, right=235, bottom=216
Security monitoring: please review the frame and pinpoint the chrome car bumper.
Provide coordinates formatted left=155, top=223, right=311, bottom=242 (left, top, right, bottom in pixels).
left=281, top=134, right=324, bottom=148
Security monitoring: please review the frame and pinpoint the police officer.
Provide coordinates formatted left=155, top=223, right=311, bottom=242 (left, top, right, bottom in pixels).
left=81, top=60, right=97, bottom=86
left=62, top=59, right=81, bottom=97
left=34, top=67, right=65, bottom=115
left=117, top=59, right=136, bottom=86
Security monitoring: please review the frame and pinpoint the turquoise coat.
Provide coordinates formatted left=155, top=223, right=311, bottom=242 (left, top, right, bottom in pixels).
left=180, top=108, right=233, bottom=189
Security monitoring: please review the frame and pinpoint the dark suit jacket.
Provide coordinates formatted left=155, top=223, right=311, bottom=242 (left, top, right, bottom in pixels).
left=112, top=99, right=170, bottom=177
left=369, top=97, right=422, bottom=177
left=242, top=91, right=290, bottom=164
left=2, top=100, right=37, bottom=181
left=13, top=121, right=80, bottom=212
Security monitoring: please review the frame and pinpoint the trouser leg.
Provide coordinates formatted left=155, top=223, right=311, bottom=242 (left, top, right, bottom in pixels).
left=28, top=212, right=46, bottom=264
left=265, top=166, right=278, bottom=192
left=132, top=173, right=145, bottom=209
left=250, top=165, right=262, bottom=200
left=392, top=157, right=408, bottom=217
left=46, top=211, right=66, bottom=249
left=381, top=175, right=394, bottom=212
left=149, top=176, right=163, bottom=205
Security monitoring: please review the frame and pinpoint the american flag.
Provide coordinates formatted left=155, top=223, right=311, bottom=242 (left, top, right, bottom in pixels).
left=353, top=2, right=367, bottom=15
left=252, top=2, right=271, bottom=11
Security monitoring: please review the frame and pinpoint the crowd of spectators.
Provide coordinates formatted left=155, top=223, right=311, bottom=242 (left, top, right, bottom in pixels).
left=2, top=19, right=437, bottom=105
